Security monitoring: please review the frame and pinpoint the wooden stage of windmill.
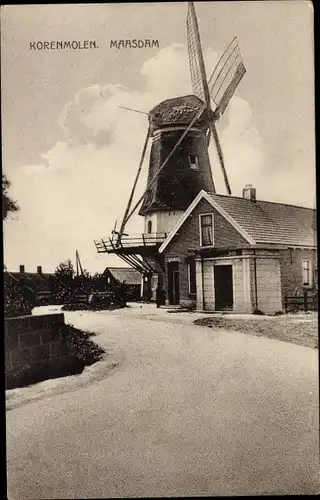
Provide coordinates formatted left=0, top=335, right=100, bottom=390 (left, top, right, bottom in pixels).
left=94, top=2, right=247, bottom=299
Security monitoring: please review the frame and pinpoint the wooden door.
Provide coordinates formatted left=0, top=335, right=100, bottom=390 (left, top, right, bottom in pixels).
left=214, top=265, right=233, bottom=310
left=168, top=261, right=180, bottom=305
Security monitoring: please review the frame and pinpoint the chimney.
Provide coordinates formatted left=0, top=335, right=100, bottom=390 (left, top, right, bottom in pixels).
left=242, top=184, right=256, bottom=202
left=19, top=265, right=25, bottom=274
left=37, top=265, right=42, bottom=274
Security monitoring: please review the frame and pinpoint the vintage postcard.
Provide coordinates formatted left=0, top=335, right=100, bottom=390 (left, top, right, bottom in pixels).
left=2, top=1, right=318, bottom=498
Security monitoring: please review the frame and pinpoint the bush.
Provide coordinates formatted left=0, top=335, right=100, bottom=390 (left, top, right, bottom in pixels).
left=61, top=303, right=91, bottom=311
left=63, top=324, right=105, bottom=364
left=4, top=273, right=33, bottom=318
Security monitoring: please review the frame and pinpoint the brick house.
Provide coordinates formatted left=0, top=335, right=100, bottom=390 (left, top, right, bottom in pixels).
left=157, top=188, right=317, bottom=314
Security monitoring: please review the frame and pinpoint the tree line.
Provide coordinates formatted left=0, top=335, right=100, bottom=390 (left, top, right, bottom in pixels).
left=49, top=259, right=109, bottom=304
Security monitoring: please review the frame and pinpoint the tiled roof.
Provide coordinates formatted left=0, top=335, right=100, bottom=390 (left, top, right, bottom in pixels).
left=208, top=193, right=316, bottom=247
left=9, top=272, right=52, bottom=284
left=105, top=267, right=142, bottom=285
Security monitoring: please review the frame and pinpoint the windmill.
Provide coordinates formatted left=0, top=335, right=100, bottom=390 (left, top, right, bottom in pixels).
left=95, top=2, right=246, bottom=285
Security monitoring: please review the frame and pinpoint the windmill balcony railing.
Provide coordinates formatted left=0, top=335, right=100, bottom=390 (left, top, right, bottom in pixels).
left=94, top=232, right=168, bottom=253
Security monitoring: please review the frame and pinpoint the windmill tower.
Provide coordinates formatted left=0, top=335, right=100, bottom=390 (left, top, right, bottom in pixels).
left=139, top=95, right=216, bottom=237
left=95, top=2, right=246, bottom=298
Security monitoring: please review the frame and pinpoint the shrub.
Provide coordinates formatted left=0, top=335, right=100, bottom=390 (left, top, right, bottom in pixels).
left=4, top=273, right=33, bottom=318
left=63, top=324, right=104, bottom=364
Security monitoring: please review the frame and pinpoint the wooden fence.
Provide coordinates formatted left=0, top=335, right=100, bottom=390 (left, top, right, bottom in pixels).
left=73, top=293, right=90, bottom=304
left=284, top=290, right=318, bottom=313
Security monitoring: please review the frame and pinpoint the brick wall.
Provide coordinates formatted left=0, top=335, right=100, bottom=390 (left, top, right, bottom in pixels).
left=214, top=212, right=250, bottom=248
left=163, top=198, right=250, bottom=305
left=279, top=248, right=317, bottom=299
left=142, top=129, right=214, bottom=213
left=164, top=198, right=249, bottom=256
left=5, top=313, right=75, bottom=389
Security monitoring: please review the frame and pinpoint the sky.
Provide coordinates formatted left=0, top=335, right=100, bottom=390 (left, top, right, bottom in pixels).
left=1, top=1, right=315, bottom=273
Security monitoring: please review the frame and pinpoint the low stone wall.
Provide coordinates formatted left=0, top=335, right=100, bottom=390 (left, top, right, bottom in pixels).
left=5, top=313, right=76, bottom=389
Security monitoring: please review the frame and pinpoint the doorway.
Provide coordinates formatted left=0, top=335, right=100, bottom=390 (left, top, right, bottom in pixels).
left=214, top=265, right=233, bottom=310
left=167, top=261, right=180, bottom=305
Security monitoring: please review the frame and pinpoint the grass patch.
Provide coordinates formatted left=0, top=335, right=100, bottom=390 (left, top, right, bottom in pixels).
left=194, top=314, right=318, bottom=349
left=63, top=324, right=105, bottom=363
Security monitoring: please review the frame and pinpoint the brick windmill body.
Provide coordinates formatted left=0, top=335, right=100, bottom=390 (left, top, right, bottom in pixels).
left=95, top=3, right=246, bottom=302
left=140, top=95, right=215, bottom=237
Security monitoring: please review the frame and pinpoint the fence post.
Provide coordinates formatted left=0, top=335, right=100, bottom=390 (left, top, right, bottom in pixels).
left=303, top=289, right=308, bottom=313
left=313, top=292, right=317, bottom=311
left=284, top=293, right=287, bottom=313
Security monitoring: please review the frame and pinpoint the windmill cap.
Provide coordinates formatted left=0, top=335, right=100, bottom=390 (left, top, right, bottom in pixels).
left=149, top=95, right=213, bottom=129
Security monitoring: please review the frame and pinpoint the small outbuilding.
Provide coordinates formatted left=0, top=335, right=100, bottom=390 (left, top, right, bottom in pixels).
left=103, top=267, right=142, bottom=301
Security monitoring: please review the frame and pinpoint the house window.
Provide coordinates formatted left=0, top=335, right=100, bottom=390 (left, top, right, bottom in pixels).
left=188, top=154, right=199, bottom=171
left=302, top=260, right=312, bottom=287
left=188, top=261, right=196, bottom=295
left=200, top=213, right=214, bottom=247
left=147, top=220, right=152, bottom=234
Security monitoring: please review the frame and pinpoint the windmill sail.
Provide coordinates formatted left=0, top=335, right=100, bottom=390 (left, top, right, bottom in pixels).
left=209, top=37, right=246, bottom=116
left=116, top=126, right=151, bottom=245
left=186, top=2, right=210, bottom=106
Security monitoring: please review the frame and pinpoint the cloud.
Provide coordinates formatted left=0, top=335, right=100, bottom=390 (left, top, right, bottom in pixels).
left=60, top=84, right=146, bottom=148
left=58, top=44, right=221, bottom=150
left=141, top=44, right=219, bottom=101
left=214, top=96, right=265, bottom=194
left=7, top=42, right=310, bottom=274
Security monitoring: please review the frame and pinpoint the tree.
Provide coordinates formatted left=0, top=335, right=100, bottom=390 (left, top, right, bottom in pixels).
left=4, top=272, right=34, bottom=317
left=54, top=259, right=75, bottom=280
left=50, top=259, right=76, bottom=303
left=2, top=174, right=19, bottom=220
left=74, top=268, right=92, bottom=293
left=91, top=272, right=108, bottom=292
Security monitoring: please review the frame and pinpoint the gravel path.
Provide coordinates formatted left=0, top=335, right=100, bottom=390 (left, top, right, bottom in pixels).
left=6, top=304, right=320, bottom=498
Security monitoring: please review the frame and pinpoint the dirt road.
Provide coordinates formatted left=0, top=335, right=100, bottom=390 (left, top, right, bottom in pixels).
left=6, top=305, right=320, bottom=498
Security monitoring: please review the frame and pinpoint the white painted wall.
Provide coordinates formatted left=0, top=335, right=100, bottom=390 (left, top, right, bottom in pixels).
left=202, top=260, right=215, bottom=311
left=195, top=259, right=203, bottom=311
left=199, top=257, right=253, bottom=313
left=144, top=210, right=184, bottom=235
left=255, top=257, right=282, bottom=313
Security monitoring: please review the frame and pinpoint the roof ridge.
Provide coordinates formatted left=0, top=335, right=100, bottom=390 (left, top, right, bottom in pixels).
left=208, top=192, right=315, bottom=211
left=107, top=267, right=137, bottom=270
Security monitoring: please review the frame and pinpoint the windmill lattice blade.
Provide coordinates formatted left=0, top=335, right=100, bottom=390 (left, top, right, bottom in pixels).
left=209, top=37, right=246, bottom=116
left=210, top=123, right=232, bottom=195
left=116, top=126, right=151, bottom=245
left=186, top=2, right=210, bottom=106
left=206, top=128, right=211, bottom=147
